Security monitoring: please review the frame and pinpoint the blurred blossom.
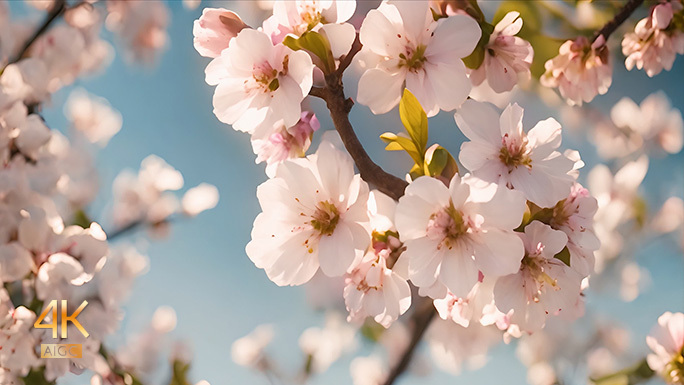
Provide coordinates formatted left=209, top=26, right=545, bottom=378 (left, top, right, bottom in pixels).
left=231, top=324, right=274, bottom=368
left=299, top=312, right=357, bottom=373
left=182, top=183, right=219, bottom=217
left=651, top=197, right=684, bottom=234
left=647, top=311, right=684, bottom=384
left=623, top=1, right=684, bottom=77
left=541, top=35, right=612, bottom=106
left=106, top=0, right=170, bottom=64
left=427, top=319, right=500, bottom=375
left=64, top=88, right=122, bottom=147
left=610, top=92, right=683, bottom=156
left=350, top=356, right=386, bottom=385
left=183, top=0, right=201, bottom=11
left=112, top=155, right=184, bottom=228
left=619, top=262, right=651, bottom=302
left=116, top=306, right=177, bottom=376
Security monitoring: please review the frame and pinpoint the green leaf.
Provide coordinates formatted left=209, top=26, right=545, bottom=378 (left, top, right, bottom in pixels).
left=22, top=368, right=56, bottom=385
left=360, top=319, right=385, bottom=342
left=399, top=89, right=428, bottom=154
left=554, top=246, right=571, bottom=267
left=71, top=209, right=92, bottom=228
left=423, top=144, right=459, bottom=179
left=591, top=358, right=655, bottom=385
left=380, top=132, right=423, bottom=165
left=463, top=21, right=494, bottom=70
left=283, top=31, right=335, bottom=74
left=169, top=360, right=192, bottom=385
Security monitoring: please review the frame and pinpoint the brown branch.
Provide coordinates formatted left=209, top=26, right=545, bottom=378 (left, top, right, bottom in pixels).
left=314, top=41, right=408, bottom=200
left=382, top=297, right=436, bottom=385
left=335, top=33, right=362, bottom=76
left=593, top=0, right=645, bottom=42
left=9, top=0, right=67, bottom=65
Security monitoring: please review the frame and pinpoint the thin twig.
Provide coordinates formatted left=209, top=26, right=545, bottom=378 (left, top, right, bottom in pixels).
left=593, top=0, right=645, bottom=42
left=9, top=0, right=67, bottom=65
left=335, top=33, right=362, bottom=76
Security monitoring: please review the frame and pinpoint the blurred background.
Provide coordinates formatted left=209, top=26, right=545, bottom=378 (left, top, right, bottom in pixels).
left=10, top=1, right=683, bottom=384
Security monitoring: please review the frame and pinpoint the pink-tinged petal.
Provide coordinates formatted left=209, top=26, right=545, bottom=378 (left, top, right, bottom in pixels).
left=485, top=55, right=518, bottom=93
left=319, top=23, right=356, bottom=58
left=425, top=14, right=481, bottom=59
left=406, top=70, right=439, bottom=117
left=324, top=0, right=356, bottom=23
left=425, top=60, right=471, bottom=111
left=359, top=9, right=403, bottom=57
left=525, top=222, right=568, bottom=258
left=193, top=8, right=247, bottom=58
left=471, top=182, right=526, bottom=229
left=472, top=229, right=524, bottom=276
left=212, top=81, right=253, bottom=126
left=315, top=140, right=354, bottom=200
left=499, top=102, right=525, bottom=137
left=228, top=29, right=274, bottom=72
left=454, top=99, right=503, bottom=144
left=440, top=248, right=480, bottom=298
left=387, top=0, right=431, bottom=42
left=459, top=141, right=499, bottom=172
left=495, top=12, right=523, bottom=36
left=319, top=222, right=356, bottom=277
left=286, top=50, right=314, bottom=96
left=448, top=174, right=471, bottom=208
left=493, top=273, right=526, bottom=313
left=405, top=237, right=442, bottom=287
left=527, top=118, right=562, bottom=159
left=357, top=68, right=405, bottom=114
left=264, top=230, right=319, bottom=286
left=204, top=55, right=229, bottom=85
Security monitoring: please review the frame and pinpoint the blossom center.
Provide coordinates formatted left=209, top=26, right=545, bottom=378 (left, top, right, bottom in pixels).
left=399, top=44, right=427, bottom=72
left=499, top=133, right=532, bottom=169
left=310, top=200, right=340, bottom=236
left=427, top=203, right=469, bottom=249
left=251, top=56, right=289, bottom=93
left=520, top=245, right=559, bottom=303
left=299, top=6, right=326, bottom=31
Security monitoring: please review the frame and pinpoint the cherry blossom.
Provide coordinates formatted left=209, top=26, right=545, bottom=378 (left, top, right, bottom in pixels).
left=343, top=248, right=411, bottom=328
left=64, top=88, right=122, bottom=147
left=299, top=313, right=357, bottom=373
left=246, top=140, right=370, bottom=285
left=548, top=183, right=599, bottom=277
left=623, top=1, right=684, bottom=77
left=356, top=0, right=481, bottom=116
left=541, top=35, right=612, bottom=106
left=395, top=174, right=525, bottom=298
left=205, top=28, right=314, bottom=136
left=231, top=324, right=274, bottom=368
left=193, top=8, right=247, bottom=58
left=469, top=12, right=534, bottom=94
left=493, top=222, right=583, bottom=333
left=455, top=100, right=577, bottom=208
left=646, top=311, right=684, bottom=384
left=427, top=318, right=501, bottom=374
left=263, top=0, right=356, bottom=44
left=251, top=111, right=319, bottom=177
left=181, top=183, right=220, bottom=217
left=610, top=92, right=683, bottom=155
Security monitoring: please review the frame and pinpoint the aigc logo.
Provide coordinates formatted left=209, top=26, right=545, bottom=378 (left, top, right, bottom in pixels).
left=33, top=300, right=89, bottom=359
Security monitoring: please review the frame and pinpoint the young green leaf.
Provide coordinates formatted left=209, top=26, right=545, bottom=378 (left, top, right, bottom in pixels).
left=380, top=132, right=423, bottom=165
left=282, top=31, right=335, bottom=74
left=423, top=144, right=459, bottom=179
left=399, top=89, right=428, bottom=153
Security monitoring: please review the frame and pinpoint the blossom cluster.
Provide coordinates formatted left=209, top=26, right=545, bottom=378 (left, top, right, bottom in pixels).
left=1, top=2, right=215, bottom=385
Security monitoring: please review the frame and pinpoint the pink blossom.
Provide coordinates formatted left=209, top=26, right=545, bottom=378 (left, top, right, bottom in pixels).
left=493, top=222, right=583, bottom=333
left=343, top=248, right=411, bottom=328
left=251, top=111, right=320, bottom=177
left=623, top=1, right=684, bottom=77
left=193, top=8, right=248, bottom=58
left=541, top=36, right=612, bottom=106
left=470, top=12, right=534, bottom=93
left=646, top=311, right=684, bottom=383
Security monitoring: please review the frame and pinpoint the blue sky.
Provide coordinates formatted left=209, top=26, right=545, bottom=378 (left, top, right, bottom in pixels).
left=14, top=1, right=683, bottom=384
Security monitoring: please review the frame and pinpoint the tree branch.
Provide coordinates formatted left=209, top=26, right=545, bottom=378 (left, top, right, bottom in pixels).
left=335, top=33, right=362, bottom=76
left=593, top=0, right=645, bottom=41
left=314, top=42, right=409, bottom=200
left=382, top=297, right=436, bottom=385
left=9, top=0, right=67, bottom=65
